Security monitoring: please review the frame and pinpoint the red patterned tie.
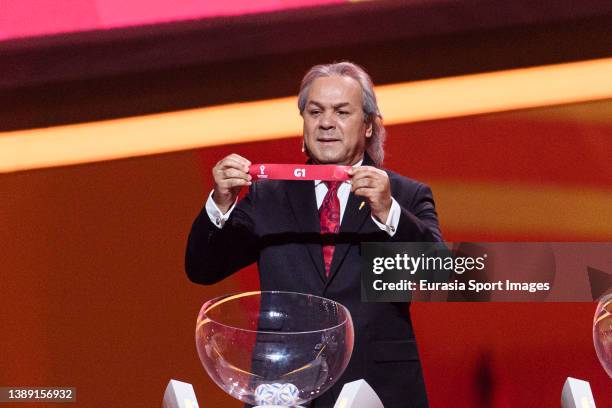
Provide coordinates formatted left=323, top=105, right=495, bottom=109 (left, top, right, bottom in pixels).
left=319, top=181, right=341, bottom=277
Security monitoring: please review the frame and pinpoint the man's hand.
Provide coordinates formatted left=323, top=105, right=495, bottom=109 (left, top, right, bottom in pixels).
left=212, top=154, right=252, bottom=214
left=348, top=166, right=392, bottom=223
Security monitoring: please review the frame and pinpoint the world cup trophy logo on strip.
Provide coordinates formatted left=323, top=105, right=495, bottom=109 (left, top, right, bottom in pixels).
left=258, top=165, right=268, bottom=179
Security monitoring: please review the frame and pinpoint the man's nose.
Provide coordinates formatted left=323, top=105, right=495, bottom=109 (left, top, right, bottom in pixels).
left=319, top=112, right=335, bottom=129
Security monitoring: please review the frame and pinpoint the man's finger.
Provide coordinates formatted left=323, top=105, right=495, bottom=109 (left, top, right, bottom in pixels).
left=349, top=169, right=384, bottom=183
left=220, top=178, right=252, bottom=189
left=227, top=154, right=251, bottom=170
left=348, top=165, right=380, bottom=176
left=348, top=167, right=369, bottom=177
left=228, top=153, right=251, bottom=165
left=352, top=186, right=374, bottom=199
left=351, top=178, right=373, bottom=191
left=217, top=157, right=250, bottom=172
left=349, top=173, right=374, bottom=185
left=222, top=168, right=252, bottom=181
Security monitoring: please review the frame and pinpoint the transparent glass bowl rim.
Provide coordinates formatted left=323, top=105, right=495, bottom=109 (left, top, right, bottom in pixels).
left=199, top=290, right=352, bottom=335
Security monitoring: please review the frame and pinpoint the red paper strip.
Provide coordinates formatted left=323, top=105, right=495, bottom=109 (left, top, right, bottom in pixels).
left=249, top=164, right=351, bottom=181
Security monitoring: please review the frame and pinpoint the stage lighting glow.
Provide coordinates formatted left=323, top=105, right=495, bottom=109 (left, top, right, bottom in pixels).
left=1, top=57, right=612, bottom=173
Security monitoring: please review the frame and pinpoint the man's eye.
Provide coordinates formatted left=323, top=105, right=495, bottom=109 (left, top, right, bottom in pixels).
left=338, top=111, right=349, bottom=115
left=309, top=110, right=321, bottom=115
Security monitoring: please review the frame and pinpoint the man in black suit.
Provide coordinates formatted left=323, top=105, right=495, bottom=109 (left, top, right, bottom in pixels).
left=186, top=62, right=442, bottom=407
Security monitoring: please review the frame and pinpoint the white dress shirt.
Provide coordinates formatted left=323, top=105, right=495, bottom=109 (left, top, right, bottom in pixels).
left=205, top=159, right=401, bottom=236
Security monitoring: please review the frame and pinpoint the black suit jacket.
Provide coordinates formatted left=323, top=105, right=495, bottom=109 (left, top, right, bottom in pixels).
left=186, top=156, right=442, bottom=408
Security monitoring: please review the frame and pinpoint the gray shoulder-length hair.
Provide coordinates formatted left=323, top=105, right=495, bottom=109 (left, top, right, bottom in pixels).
left=297, top=61, right=386, bottom=166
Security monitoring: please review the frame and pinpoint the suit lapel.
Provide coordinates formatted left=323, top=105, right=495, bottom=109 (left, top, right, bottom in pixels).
left=325, top=191, right=370, bottom=285
left=285, top=180, right=326, bottom=282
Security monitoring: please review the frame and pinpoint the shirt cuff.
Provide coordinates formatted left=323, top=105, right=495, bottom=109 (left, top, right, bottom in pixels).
left=371, top=197, right=400, bottom=236
left=205, top=190, right=237, bottom=228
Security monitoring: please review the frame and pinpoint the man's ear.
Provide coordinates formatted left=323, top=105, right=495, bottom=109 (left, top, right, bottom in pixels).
left=365, top=122, right=373, bottom=138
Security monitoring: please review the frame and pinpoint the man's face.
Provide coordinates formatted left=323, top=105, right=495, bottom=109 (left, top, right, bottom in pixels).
left=302, top=75, right=372, bottom=165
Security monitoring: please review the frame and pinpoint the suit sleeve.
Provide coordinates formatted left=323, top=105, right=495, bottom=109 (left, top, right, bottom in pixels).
left=392, top=182, right=443, bottom=243
left=185, top=185, right=259, bottom=285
